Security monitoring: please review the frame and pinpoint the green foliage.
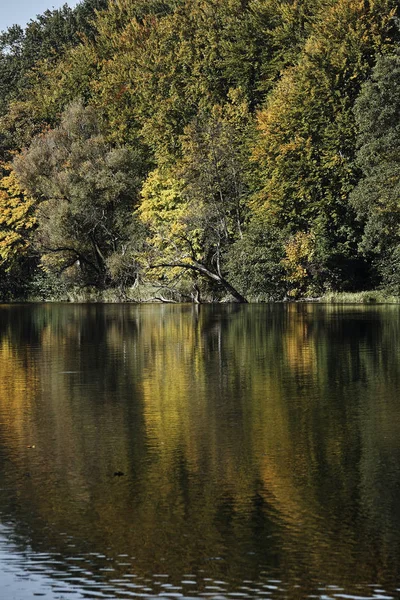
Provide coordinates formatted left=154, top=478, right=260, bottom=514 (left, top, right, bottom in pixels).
left=26, top=268, right=70, bottom=301
left=1, top=0, right=400, bottom=300
left=13, top=100, right=145, bottom=289
left=0, top=0, right=108, bottom=111
left=138, top=98, right=252, bottom=301
left=89, top=0, right=319, bottom=155
left=351, top=49, right=400, bottom=291
left=253, top=0, right=397, bottom=292
left=0, top=0, right=108, bottom=161
left=226, top=217, right=288, bottom=300
left=322, top=290, right=400, bottom=304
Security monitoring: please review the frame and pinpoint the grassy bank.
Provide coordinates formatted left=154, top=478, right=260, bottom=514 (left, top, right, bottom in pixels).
left=320, top=291, right=400, bottom=304
left=3, top=285, right=400, bottom=305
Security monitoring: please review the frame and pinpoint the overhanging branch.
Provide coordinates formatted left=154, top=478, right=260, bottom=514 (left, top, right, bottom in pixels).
left=149, top=260, right=247, bottom=303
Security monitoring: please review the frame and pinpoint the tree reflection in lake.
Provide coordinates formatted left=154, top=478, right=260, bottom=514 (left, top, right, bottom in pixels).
left=0, top=303, right=399, bottom=598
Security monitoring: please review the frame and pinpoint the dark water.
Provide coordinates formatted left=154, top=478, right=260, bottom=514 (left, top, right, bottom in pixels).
left=0, top=303, right=400, bottom=600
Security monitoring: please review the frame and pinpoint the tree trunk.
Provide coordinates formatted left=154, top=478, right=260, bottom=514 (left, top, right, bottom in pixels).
left=150, top=260, right=248, bottom=303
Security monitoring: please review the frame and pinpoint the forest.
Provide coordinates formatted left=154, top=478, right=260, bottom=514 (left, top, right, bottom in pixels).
left=1, top=0, right=400, bottom=303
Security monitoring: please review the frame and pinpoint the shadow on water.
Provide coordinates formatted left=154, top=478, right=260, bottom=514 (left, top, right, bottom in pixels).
left=0, top=303, right=400, bottom=598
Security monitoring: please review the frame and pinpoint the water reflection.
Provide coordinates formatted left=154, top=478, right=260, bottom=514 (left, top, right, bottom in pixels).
left=0, top=303, right=400, bottom=598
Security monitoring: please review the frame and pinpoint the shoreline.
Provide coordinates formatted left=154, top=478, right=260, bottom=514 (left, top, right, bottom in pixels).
left=1, top=290, right=400, bottom=305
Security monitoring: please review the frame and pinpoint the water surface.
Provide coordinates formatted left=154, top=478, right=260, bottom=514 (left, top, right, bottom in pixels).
left=0, top=303, right=400, bottom=599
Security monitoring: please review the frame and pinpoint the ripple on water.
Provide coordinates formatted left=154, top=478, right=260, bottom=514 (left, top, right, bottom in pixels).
left=1, top=305, right=400, bottom=599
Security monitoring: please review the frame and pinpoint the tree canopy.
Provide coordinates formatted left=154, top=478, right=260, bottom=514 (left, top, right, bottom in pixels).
left=351, top=49, right=400, bottom=291
left=1, top=0, right=400, bottom=301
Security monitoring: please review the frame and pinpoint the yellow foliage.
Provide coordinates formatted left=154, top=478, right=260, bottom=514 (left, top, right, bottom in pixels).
left=138, top=168, right=203, bottom=281
left=281, top=231, right=315, bottom=296
left=254, top=0, right=396, bottom=222
left=0, top=165, right=37, bottom=269
left=139, top=169, right=186, bottom=227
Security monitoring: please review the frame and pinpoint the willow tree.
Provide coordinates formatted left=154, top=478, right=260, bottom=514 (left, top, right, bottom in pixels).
left=13, top=100, right=145, bottom=289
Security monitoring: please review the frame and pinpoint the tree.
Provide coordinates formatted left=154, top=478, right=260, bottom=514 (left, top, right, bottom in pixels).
left=13, top=100, right=145, bottom=289
left=0, top=164, right=38, bottom=299
left=0, top=1, right=108, bottom=112
left=139, top=99, right=252, bottom=302
left=0, top=0, right=108, bottom=162
left=253, top=0, right=398, bottom=293
left=0, top=165, right=37, bottom=268
left=351, top=49, right=400, bottom=290
left=90, top=0, right=318, bottom=157
left=226, top=215, right=288, bottom=300
left=2, top=0, right=400, bottom=301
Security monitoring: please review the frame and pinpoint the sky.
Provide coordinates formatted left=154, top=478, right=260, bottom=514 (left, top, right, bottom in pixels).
left=0, top=0, right=79, bottom=33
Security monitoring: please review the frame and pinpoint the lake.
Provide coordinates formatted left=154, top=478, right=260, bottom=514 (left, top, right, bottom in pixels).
left=0, top=303, right=399, bottom=599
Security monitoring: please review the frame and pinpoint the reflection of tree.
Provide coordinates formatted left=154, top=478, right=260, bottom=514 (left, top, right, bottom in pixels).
left=0, top=304, right=400, bottom=593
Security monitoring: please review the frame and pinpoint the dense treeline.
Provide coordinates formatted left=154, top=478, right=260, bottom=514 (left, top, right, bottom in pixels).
left=1, top=0, right=400, bottom=302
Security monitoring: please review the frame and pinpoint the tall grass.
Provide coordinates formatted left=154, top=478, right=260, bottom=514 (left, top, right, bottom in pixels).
left=321, top=291, right=400, bottom=304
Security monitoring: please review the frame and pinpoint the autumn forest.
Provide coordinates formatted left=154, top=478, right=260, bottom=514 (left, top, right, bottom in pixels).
left=1, top=0, right=400, bottom=302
